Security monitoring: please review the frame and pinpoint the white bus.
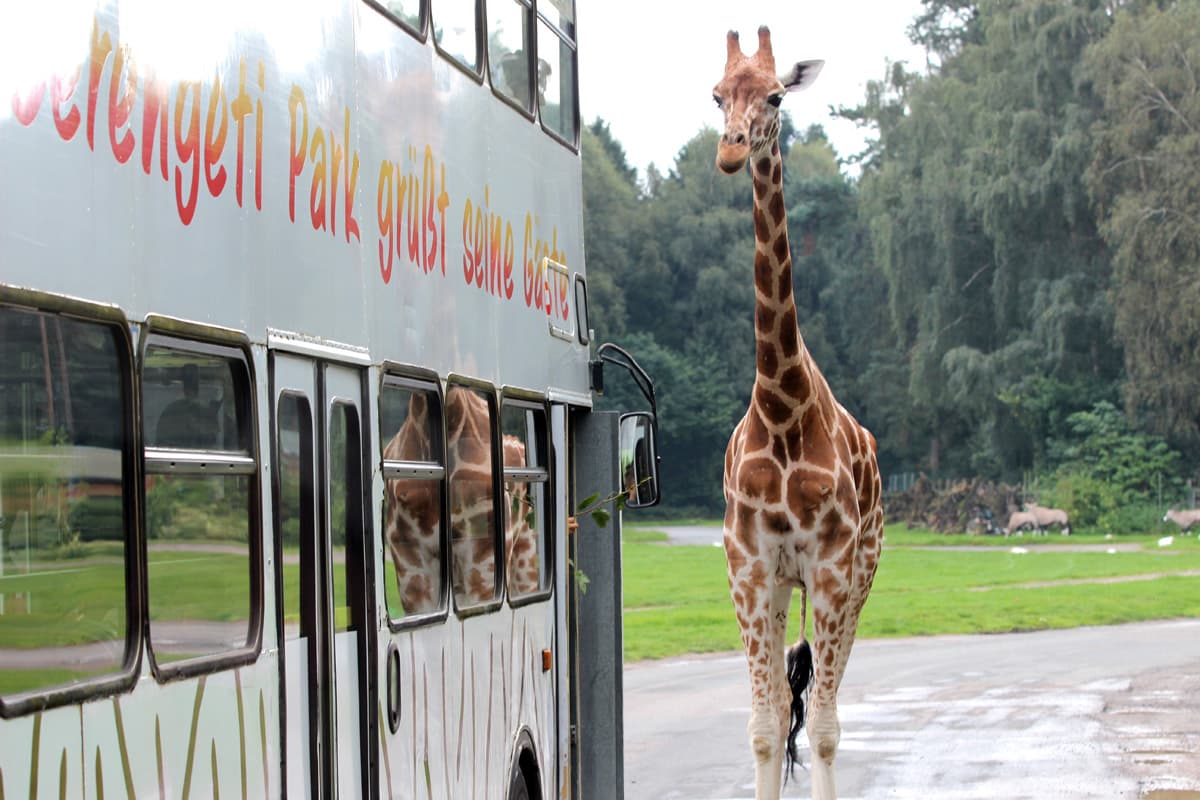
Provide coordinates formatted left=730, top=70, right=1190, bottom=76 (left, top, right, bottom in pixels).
left=0, top=2, right=660, bottom=798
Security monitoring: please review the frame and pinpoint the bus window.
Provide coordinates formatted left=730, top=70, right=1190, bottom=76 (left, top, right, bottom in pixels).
left=0, top=307, right=131, bottom=699
left=380, top=380, right=445, bottom=621
left=329, top=403, right=364, bottom=634
left=445, top=385, right=501, bottom=610
left=277, top=393, right=312, bottom=639
left=372, top=0, right=423, bottom=33
left=143, top=341, right=258, bottom=672
left=433, top=0, right=481, bottom=73
left=487, top=0, right=534, bottom=111
left=536, top=0, right=577, bottom=144
left=501, top=401, right=549, bottom=599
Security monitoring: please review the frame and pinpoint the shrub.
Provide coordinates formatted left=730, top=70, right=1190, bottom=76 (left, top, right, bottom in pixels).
left=67, top=495, right=125, bottom=542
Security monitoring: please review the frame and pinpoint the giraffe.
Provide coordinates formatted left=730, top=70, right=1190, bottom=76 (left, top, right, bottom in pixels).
left=712, top=27, right=883, bottom=800
left=383, top=385, right=540, bottom=613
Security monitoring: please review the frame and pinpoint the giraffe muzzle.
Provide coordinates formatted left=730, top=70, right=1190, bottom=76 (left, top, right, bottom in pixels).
left=716, top=141, right=750, bottom=174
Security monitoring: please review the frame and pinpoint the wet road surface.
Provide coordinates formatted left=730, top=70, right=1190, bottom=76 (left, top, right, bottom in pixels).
left=624, top=620, right=1200, bottom=799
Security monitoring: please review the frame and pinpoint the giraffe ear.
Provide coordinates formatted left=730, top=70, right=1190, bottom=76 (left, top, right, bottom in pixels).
left=780, top=60, right=824, bottom=93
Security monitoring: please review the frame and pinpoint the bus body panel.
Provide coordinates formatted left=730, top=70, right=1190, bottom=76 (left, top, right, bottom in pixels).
left=377, top=602, right=556, bottom=799
left=0, top=1, right=605, bottom=798
left=0, top=1, right=587, bottom=396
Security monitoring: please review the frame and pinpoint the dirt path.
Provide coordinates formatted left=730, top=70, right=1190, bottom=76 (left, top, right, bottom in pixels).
left=969, top=569, right=1200, bottom=591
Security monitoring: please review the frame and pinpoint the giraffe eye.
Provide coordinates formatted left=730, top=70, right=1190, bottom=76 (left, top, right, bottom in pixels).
left=713, top=94, right=724, bottom=109
left=767, top=93, right=784, bottom=108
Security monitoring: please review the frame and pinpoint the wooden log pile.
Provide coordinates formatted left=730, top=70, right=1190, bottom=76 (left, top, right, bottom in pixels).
left=885, top=474, right=1021, bottom=534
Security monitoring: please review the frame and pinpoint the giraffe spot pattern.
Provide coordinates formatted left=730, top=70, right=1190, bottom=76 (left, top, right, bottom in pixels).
left=753, top=176, right=770, bottom=202
left=772, top=234, right=788, bottom=264
left=755, top=305, right=776, bottom=334
left=754, top=207, right=771, bottom=243
left=725, top=542, right=748, bottom=579
left=771, top=434, right=787, bottom=465
left=768, top=191, right=784, bottom=225
left=776, top=307, right=799, bottom=359
left=757, top=341, right=778, bottom=379
left=743, top=415, right=770, bottom=452
left=753, top=385, right=794, bottom=426
left=777, top=365, right=806, bottom=398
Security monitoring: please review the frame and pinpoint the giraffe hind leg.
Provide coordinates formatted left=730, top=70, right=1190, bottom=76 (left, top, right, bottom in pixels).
left=806, top=548, right=877, bottom=800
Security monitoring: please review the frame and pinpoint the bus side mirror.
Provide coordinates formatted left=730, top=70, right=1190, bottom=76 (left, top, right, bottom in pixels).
left=619, top=412, right=660, bottom=509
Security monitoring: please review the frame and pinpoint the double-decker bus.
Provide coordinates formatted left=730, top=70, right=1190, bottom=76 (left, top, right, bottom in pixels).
left=0, top=2, right=660, bottom=798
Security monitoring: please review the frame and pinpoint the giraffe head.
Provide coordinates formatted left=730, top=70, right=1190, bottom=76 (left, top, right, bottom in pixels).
left=712, top=26, right=824, bottom=174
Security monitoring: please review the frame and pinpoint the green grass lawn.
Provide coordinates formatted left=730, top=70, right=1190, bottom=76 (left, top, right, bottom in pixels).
left=621, top=522, right=1200, bottom=661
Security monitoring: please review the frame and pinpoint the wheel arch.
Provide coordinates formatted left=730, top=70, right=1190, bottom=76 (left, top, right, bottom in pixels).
left=507, top=727, right=543, bottom=800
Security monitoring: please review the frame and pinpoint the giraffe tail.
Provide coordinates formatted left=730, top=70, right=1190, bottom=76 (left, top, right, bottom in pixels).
left=783, top=639, right=813, bottom=781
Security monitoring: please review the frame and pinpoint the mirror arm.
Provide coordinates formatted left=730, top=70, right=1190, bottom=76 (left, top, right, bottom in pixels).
left=594, top=342, right=657, bottom=418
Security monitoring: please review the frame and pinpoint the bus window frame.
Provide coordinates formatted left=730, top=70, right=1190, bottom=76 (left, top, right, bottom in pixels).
left=0, top=288, right=142, bottom=720
left=139, top=322, right=264, bottom=684
left=378, top=368, right=452, bottom=631
left=534, top=0, right=579, bottom=150
left=444, top=375, right=505, bottom=618
left=499, top=389, right=554, bottom=607
left=364, top=0, right=428, bottom=40
left=431, top=0, right=486, bottom=83
left=484, top=0, right=536, bottom=119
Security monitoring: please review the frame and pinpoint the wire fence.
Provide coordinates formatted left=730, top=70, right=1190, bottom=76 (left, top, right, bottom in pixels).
left=884, top=471, right=1200, bottom=509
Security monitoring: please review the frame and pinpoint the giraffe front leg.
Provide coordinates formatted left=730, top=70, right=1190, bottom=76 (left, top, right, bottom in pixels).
left=727, top=548, right=791, bottom=800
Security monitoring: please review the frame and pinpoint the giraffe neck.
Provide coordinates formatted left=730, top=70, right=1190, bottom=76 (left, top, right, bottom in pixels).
left=750, top=143, right=813, bottom=399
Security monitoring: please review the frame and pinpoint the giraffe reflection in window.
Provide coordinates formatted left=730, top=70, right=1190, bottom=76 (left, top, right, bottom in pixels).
left=444, top=386, right=500, bottom=607
left=382, top=385, right=543, bottom=617
left=381, top=389, right=444, bottom=617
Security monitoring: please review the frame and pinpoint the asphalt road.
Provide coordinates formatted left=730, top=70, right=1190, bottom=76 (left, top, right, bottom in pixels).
left=623, top=620, right=1200, bottom=800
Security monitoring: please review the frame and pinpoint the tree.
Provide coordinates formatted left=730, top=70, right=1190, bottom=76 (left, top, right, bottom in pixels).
left=1085, top=2, right=1200, bottom=449
left=853, top=0, right=1122, bottom=479
left=1042, top=400, right=1184, bottom=531
left=582, top=122, right=643, bottom=339
left=587, top=119, right=638, bottom=188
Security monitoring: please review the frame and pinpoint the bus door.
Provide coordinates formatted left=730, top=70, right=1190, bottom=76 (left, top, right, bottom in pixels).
left=271, top=352, right=375, bottom=800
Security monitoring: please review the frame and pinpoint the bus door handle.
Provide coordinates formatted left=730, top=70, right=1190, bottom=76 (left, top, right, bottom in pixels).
left=386, top=641, right=402, bottom=734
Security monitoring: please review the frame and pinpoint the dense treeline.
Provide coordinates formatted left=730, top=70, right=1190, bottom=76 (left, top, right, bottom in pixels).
left=584, top=0, right=1200, bottom=531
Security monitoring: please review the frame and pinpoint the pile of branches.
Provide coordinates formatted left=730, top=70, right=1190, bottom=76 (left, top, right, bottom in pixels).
left=885, top=475, right=1020, bottom=535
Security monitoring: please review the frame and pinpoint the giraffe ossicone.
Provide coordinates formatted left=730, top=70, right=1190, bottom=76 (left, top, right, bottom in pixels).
left=714, top=26, right=883, bottom=800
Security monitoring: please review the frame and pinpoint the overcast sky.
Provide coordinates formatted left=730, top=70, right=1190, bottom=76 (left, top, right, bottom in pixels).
left=576, top=1, right=928, bottom=176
